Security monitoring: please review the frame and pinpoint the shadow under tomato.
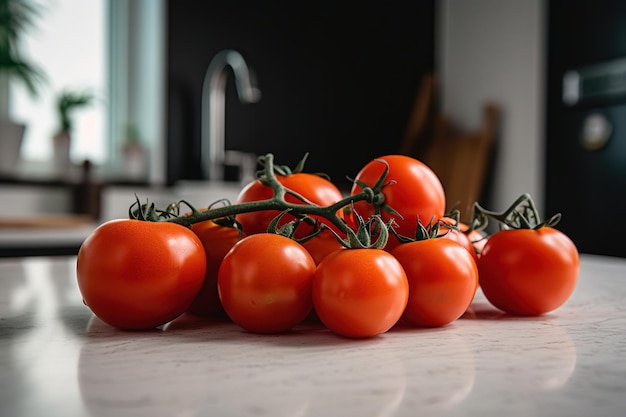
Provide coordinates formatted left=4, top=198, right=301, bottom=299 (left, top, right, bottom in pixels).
left=162, top=311, right=378, bottom=348
left=461, top=301, right=558, bottom=321
left=164, top=312, right=231, bottom=331
left=388, top=318, right=459, bottom=334
left=84, top=315, right=166, bottom=338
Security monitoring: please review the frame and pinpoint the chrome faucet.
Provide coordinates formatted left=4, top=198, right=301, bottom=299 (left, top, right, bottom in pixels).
left=201, top=49, right=261, bottom=181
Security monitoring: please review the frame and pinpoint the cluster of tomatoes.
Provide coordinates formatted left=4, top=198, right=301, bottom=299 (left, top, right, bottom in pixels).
left=76, top=154, right=580, bottom=338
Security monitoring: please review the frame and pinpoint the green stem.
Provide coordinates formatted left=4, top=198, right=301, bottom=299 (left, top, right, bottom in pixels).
left=469, top=193, right=561, bottom=232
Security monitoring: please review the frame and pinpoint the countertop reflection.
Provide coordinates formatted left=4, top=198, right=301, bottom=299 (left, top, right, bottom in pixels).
left=0, top=254, right=625, bottom=417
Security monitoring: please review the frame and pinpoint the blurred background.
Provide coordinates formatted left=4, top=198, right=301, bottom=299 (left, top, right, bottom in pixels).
left=0, top=0, right=624, bottom=258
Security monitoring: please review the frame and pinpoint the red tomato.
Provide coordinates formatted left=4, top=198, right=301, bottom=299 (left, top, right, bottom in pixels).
left=478, top=227, right=579, bottom=315
left=467, top=228, right=488, bottom=257
left=186, top=220, right=242, bottom=318
left=77, top=219, right=206, bottom=330
left=438, top=219, right=479, bottom=262
left=440, top=219, right=488, bottom=259
left=391, top=238, right=478, bottom=327
left=300, top=228, right=346, bottom=265
left=235, top=173, right=344, bottom=237
left=217, top=233, right=316, bottom=333
left=350, top=155, right=446, bottom=251
left=312, top=249, right=409, bottom=338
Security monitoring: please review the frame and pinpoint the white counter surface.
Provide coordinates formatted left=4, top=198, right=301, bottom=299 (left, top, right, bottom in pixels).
left=1, top=253, right=625, bottom=417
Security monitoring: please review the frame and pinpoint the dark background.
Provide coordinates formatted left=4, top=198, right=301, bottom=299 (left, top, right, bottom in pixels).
left=166, top=1, right=436, bottom=190
left=166, top=0, right=626, bottom=257
left=546, top=0, right=626, bottom=257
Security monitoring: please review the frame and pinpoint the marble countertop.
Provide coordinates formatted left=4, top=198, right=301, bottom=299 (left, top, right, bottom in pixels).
left=1, top=253, right=625, bottom=417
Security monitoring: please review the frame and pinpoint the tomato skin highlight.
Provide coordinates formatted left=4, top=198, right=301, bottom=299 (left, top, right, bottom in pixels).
left=235, top=173, right=344, bottom=237
left=391, top=239, right=478, bottom=327
left=350, top=155, right=446, bottom=251
left=478, top=227, right=579, bottom=316
left=312, top=249, right=409, bottom=338
left=76, top=219, right=206, bottom=330
left=187, top=220, right=242, bottom=318
left=217, top=233, right=316, bottom=333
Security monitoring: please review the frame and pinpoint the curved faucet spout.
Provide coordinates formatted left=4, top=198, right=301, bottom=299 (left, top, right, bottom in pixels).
left=201, top=49, right=261, bottom=180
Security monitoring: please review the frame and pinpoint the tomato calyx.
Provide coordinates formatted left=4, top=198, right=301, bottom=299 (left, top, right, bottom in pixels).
left=270, top=205, right=392, bottom=250
left=469, top=193, right=562, bottom=233
left=388, top=216, right=447, bottom=245
left=129, top=195, right=178, bottom=222
left=130, top=196, right=245, bottom=235
left=387, top=209, right=467, bottom=245
left=328, top=209, right=392, bottom=249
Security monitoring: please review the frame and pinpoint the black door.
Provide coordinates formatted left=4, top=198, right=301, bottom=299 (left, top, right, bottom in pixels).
left=546, top=0, right=626, bottom=258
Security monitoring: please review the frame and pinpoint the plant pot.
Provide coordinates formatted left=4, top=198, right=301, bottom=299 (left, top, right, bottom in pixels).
left=53, top=130, right=72, bottom=175
left=0, top=118, right=25, bottom=175
left=122, top=143, right=147, bottom=180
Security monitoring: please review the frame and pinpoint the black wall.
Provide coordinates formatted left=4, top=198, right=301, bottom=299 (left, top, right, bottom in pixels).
left=166, top=1, right=435, bottom=190
left=546, top=0, right=626, bottom=257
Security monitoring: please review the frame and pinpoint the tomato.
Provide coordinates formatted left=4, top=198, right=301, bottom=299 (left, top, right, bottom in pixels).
left=312, top=248, right=409, bottom=338
left=76, top=219, right=206, bottom=330
left=186, top=220, right=242, bottom=318
left=300, top=228, right=346, bottom=265
left=438, top=218, right=479, bottom=262
left=391, top=238, right=478, bottom=327
left=217, top=233, right=316, bottom=333
left=478, top=227, right=579, bottom=315
left=467, top=228, right=488, bottom=257
left=350, top=155, right=446, bottom=251
left=235, top=172, right=344, bottom=237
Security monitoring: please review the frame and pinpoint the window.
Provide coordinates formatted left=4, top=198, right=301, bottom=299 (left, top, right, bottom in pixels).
left=8, top=0, right=166, bottom=183
left=11, top=0, right=107, bottom=164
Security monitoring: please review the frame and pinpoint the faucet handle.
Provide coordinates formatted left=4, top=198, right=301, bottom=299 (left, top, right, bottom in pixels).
left=240, top=67, right=262, bottom=103
left=224, top=50, right=262, bottom=104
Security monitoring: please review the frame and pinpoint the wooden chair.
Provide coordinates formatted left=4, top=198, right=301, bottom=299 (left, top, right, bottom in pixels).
left=400, top=74, right=500, bottom=223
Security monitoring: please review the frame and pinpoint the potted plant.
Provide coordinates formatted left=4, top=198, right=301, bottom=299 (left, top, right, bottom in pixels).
left=52, top=89, right=93, bottom=173
left=0, top=0, right=46, bottom=174
left=121, top=123, right=147, bottom=180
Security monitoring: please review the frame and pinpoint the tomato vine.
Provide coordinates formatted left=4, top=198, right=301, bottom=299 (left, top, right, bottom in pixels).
left=469, top=193, right=561, bottom=232
left=129, top=153, right=390, bottom=240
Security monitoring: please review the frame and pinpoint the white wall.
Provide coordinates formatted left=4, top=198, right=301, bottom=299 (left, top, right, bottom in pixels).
left=437, top=0, right=546, bottom=213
